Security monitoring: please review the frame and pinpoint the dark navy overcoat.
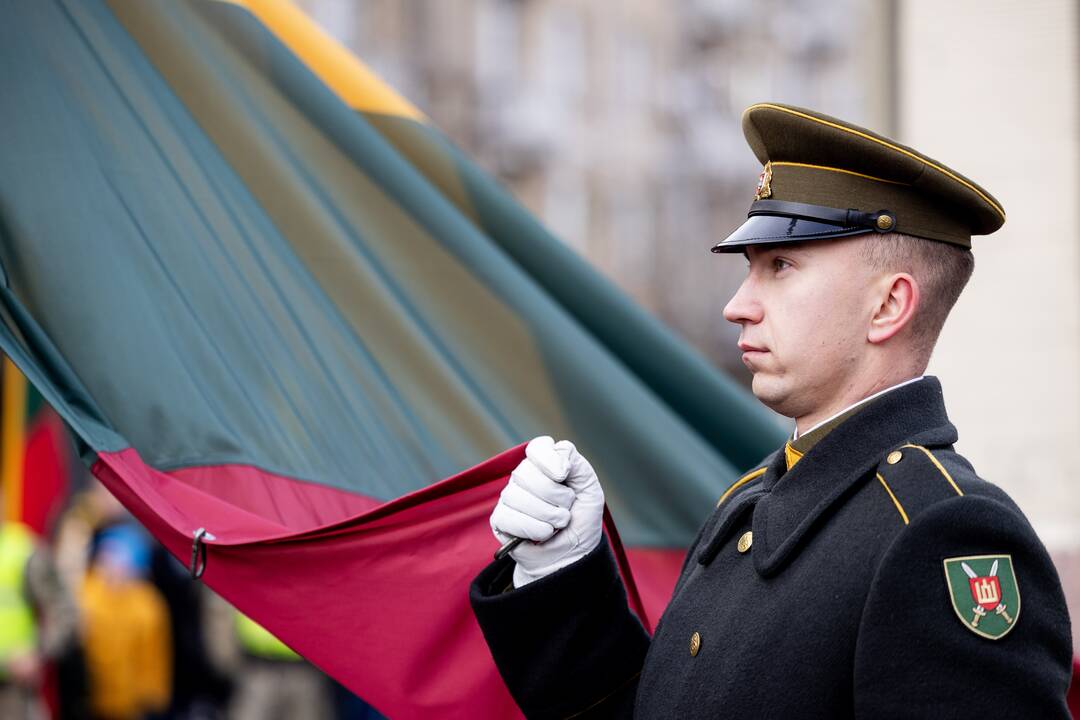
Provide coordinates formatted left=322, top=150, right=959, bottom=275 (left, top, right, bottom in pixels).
left=471, top=378, right=1073, bottom=718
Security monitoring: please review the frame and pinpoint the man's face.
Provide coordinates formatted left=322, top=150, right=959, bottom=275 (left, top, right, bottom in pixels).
left=722, top=237, right=880, bottom=420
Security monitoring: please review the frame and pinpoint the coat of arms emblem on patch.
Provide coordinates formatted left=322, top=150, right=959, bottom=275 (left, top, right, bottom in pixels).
left=754, top=162, right=773, bottom=200
left=943, top=555, right=1020, bottom=640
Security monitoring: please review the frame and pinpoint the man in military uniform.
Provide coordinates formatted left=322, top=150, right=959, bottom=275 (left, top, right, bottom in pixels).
left=469, top=103, right=1074, bottom=718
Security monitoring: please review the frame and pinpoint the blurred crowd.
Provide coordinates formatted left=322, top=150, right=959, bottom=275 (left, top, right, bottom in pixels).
left=1, top=482, right=385, bottom=720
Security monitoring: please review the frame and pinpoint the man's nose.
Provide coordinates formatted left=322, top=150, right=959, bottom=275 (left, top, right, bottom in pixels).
left=722, top=277, right=763, bottom=326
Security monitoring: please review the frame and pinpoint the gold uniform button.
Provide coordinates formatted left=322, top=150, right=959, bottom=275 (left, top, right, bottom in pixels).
left=887, top=450, right=903, bottom=465
left=876, top=214, right=894, bottom=230
left=689, top=631, right=701, bottom=657
left=737, top=531, right=753, bottom=553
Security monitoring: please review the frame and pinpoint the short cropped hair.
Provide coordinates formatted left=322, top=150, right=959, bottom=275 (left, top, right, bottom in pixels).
left=859, top=232, right=975, bottom=360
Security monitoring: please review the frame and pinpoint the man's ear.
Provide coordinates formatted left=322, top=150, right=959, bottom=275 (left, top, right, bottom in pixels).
left=868, top=273, right=919, bottom=344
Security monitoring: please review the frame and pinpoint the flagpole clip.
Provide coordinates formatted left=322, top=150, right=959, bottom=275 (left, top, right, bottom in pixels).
left=494, top=536, right=523, bottom=561
left=190, top=527, right=215, bottom=579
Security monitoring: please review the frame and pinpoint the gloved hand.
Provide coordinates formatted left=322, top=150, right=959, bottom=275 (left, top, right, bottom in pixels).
left=490, top=436, right=605, bottom=587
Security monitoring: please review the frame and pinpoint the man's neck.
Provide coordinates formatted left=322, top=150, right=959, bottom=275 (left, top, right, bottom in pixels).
left=793, top=375, right=924, bottom=440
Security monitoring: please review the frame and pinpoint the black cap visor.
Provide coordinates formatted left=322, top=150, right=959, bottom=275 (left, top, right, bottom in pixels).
left=710, top=200, right=894, bottom=253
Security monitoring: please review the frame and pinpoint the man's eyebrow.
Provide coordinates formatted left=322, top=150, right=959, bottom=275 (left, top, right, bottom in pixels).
left=751, top=241, right=810, bottom=259
left=771, top=241, right=810, bottom=253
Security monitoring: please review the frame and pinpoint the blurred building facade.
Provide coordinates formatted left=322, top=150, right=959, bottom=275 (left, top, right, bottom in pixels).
left=295, top=0, right=893, bottom=374
left=899, top=0, right=1080, bottom=643
left=297, top=0, right=1080, bottom=641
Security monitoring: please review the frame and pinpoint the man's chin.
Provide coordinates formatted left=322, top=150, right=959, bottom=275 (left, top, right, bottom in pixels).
left=750, top=374, right=794, bottom=417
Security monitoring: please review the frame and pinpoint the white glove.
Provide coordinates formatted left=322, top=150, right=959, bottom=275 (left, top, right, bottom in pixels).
left=490, top=436, right=605, bottom=587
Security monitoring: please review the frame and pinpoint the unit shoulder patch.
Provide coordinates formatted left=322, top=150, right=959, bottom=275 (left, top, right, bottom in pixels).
left=943, top=555, right=1020, bottom=640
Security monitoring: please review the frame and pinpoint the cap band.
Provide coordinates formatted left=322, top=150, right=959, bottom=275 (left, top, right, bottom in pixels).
left=748, top=200, right=894, bottom=231
left=711, top=201, right=896, bottom=253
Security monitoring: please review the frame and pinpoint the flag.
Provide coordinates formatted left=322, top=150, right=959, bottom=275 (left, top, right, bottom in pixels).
left=0, top=0, right=786, bottom=716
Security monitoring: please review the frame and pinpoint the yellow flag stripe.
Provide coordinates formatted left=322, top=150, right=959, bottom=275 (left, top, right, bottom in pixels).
left=210, top=0, right=425, bottom=121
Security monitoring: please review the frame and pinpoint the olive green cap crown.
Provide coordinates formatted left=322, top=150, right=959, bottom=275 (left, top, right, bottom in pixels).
left=714, top=103, right=1005, bottom=251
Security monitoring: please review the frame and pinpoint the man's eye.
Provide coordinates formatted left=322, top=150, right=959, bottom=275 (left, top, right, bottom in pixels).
left=773, top=257, right=792, bottom=272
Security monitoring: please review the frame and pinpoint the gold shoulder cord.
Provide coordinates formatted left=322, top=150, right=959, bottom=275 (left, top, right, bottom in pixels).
left=875, top=473, right=910, bottom=525
left=716, top=467, right=768, bottom=508
left=877, top=444, right=965, bottom=525
left=900, top=444, right=964, bottom=497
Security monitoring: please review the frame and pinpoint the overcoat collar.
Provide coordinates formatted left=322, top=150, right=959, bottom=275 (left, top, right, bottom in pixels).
left=751, top=376, right=958, bottom=577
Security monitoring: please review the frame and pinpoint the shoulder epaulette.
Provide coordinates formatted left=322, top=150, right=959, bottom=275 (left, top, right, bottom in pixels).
left=873, top=444, right=968, bottom=526
left=716, top=465, right=767, bottom=508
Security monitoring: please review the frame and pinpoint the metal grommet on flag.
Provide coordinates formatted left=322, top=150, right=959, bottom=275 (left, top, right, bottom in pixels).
left=190, top=527, right=215, bottom=579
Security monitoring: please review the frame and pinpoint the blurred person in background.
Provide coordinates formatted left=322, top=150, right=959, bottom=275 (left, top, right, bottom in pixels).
left=0, top=508, right=78, bottom=720
left=52, top=480, right=134, bottom=720
left=147, top=546, right=232, bottom=720
left=327, top=678, right=387, bottom=720
left=59, top=481, right=232, bottom=720
left=79, top=523, right=171, bottom=720
left=54, top=483, right=127, bottom=604
left=223, top=610, right=332, bottom=720
left=202, top=591, right=384, bottom=720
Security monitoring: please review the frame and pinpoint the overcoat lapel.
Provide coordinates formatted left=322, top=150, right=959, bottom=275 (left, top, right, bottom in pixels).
left=752, top=377, right=958, bottom=577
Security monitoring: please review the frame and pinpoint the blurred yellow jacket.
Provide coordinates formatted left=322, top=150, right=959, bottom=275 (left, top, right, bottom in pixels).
left=0, top=523, right=37, bottom=668
left=80, top=570, right=172, bottom=720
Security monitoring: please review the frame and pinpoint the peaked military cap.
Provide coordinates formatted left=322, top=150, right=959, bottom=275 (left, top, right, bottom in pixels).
left=712, top=103, right=1005, bottom=252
